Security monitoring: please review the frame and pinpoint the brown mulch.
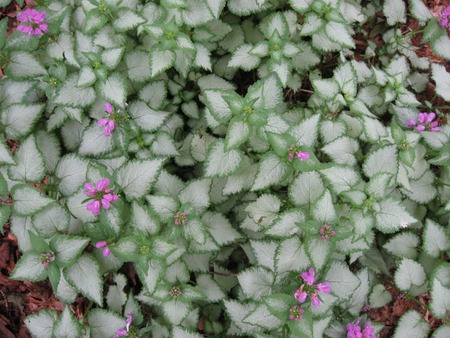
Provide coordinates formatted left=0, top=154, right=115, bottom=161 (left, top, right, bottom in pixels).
left=367, top=279, right=445, bottom=337
left=1, top=0, right=449, bottom=337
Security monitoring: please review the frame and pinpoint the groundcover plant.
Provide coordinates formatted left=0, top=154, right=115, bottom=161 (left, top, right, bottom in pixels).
left=1, top=0, right=450, bottom=337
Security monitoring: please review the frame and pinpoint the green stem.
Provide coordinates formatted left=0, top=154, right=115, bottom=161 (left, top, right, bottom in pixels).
left=404, top=294, right=430, bottom=312
left=403, top=29, right=425, bottom=37
left=282, top=324, right=287, bottom=338
left=437, top=180, right=450, bottom=187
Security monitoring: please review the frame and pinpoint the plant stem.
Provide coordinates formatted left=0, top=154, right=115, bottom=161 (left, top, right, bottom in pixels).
left=437, top=180, right=450, bottom=187
left=404, top=294, right=430, bottom=311
left=404, top=29, right=425, bottom=37
left=282, top=324, right=287, bottom=338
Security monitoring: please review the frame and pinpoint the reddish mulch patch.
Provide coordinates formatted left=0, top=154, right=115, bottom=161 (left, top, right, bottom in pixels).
left=367, top=280, right=445, bottom=337
left=0, top=228, right=48, bottom=337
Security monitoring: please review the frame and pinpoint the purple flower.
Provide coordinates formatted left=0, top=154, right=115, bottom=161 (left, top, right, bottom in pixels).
left=294, top=267, right=331, bottom=307
left=17, top=9, right=48, bottom=37
left=294, top=289, right=308, bottom=303
left=101, top=193, right=118, bottom=209
left=96, top=178, right=110, bottom=191
left=104, top=102, right=114, bottom=114
left=125, top=314, right=133, bottom=331
left=95, top=241, right=111, bottom=256
left=84, top=183, right=96, bottom=197
left=83, top=178, right=118, bottom=216
left=406, top=119, right=416, bottom=127
left=406, top=112, right=440, bottom=132
left=288, top=144, right=310, bottom=161
left=347, top=318, right=376, bottom=338
left=113, top=313, right=135, bottom=338
left=114, top=328, right=128, bottom=337
left=301, top=267, right=315, bottom=286
left=297, top=151, right=310, bottom=161
left=86, top=200, right=101, bottom=216
left=439, top=5, right=450, bottom=30
left=362, top=322, right=376, bottom=338
left=361, top=305, right=371, bottom=313
left=98, top=103, right=116, bottom=136
left=316, top=282, right=331, bottom=293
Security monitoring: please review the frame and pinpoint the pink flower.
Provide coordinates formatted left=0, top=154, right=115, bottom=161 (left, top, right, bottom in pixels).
left=95, top=241, right=107, bottom=249
left=406, top=119, right=416, bottom=127
left=362, top=322, right=376, bottom=338
left=362, top=305, right=371, bottom=313
left=86, top=200, right=101, bottom=216
left=310, top=293, right=320, bottom=307
left=17, top=9, right=48, bottom=37
left=95, top=241, right=111, bottom=256
left=98, top=103, right=116, bottom=136
left=294, top=267, right=331, bottom=307
left=84, top=183, right=96, bottom=197
left=301, top=267, right=315, bottom=285
left=288, top=144, right=310, bottom=161
left=316, top=282, right=331, bottom=293
left=114, top=328, right=128, bottom=337
left=347, top=319, right=376, bottom=338
left=439, top=5, right=450, bottom=30
left=113, top=313, right=135, bottom=338
left=406, top=112, right=440, bottom=132
left=104, top=102, right=113, bottom=114
left=125, top=314, right=133, bottom=331
left=96, top=178, right=110, bottom=191
left=294, top=289, right=308, bottom=303
left=297, top=151, right=310, bottom=161
left=84, top=178, right=118, bottom=216
left=101, top=193, right=118, bottom=209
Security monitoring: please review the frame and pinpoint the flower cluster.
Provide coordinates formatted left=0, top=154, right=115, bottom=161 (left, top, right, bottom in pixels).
left=289, top=305, right=304, bottom=321
left=346, top=318, right=376, bottom=338
left=294, top=267, right=331, bottom=307
left=17, top=9, right=48, bottom=37
left=319, top=224, right=336, bottom=240
left=439, top=5, right=450, bottom=30
left=95, top=241, right=111, bottom=257
left=174, top=211, right=188, bottom=225
left=98, top=103, right=116, bottom=136
left=40, top=252, right=55, bottom=267
left=288, top=144, right=310, bottom=161
left=84, top=178, right=118, bottom=216
left=113, top=314, right=135, bottom=338
left=169, top=286, right=183, bottom=299
left=406, top=112, right=440, bottom=132
left=0, top=196, right=12, bottom=206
